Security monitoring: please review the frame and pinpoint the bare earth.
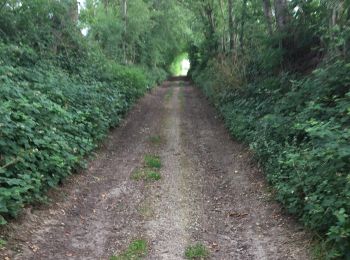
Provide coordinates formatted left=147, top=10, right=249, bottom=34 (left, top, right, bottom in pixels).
left=1, top=80, right=312, bottom=260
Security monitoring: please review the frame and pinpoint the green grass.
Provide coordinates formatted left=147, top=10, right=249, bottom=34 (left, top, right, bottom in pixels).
left=0, top=239, right=7, bottom=249
left=131, top=169, right=161, bottom=182
left=144, top=155, right=161, bottom=169
left=131, top=169, right=146, bottom=181
left=131, top=154, right=162, bottom=182
left=110, top=239, right=148, bottom=260
left=185, top=243, right=209, bottom=259
left=146, top=171, right=161, bottom=181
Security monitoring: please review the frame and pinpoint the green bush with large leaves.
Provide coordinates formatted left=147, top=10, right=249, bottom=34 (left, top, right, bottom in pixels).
left=0, top=0, right=178, bottom=225
left=0, top=43, right=165, bottom=224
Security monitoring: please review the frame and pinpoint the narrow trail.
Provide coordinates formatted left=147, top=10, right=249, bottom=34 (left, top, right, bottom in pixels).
left=2, top=80, right=311, bottom=260
left=146, top=86, right=190, bottom=259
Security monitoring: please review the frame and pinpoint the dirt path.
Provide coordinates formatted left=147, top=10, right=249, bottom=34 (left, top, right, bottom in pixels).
left=179, top=86, right=311, bottom=259
left=1, top=81, right=311, bottom=260
left=146, top=87, right=190, bottom=259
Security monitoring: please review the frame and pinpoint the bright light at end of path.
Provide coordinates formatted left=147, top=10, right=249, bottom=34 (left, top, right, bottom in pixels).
left=81, top=27, right=89, bottom=36
left=78, top=0, right=86, bottom=13
left=180, top=59, right=190, bottom=76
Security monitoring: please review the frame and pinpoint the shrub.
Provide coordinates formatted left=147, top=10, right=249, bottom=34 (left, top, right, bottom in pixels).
left=0, top=44, right=161, bottom=224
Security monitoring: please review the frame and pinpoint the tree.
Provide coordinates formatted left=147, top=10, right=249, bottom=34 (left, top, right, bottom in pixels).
left=239, top=0, right=247, bottom=51
left=121, top=0, right=127, bottom=63
left=228, top=0, right=235, bottom=51
left=262, top=0, right=273, bottom=35
left=274, top=0, right=289, bottom=32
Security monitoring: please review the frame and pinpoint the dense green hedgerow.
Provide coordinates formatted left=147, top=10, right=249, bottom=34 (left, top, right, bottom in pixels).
left=0, top=43, right=166, bottom=225
left=192, top=59, right=350, bottom=258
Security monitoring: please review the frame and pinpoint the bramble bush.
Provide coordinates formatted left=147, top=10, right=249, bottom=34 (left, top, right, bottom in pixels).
left=0, top=0, right=174, bottom=226
left=0, top=42, right=166, bottom=225
left=192, top=59, right=350, bottom=258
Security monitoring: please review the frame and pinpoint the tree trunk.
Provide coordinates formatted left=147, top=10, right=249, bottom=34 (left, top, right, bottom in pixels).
left=330, top=1, right=347, bottom=56
left=0, top=0, right=8, bottom=13
left=262, top=0, right=273, bottom=35
left=122, top=0, right=128, bottom=64
left=330, top=1, right=344, bottom=26
left=219, top=0, right=226, bottom=52
left=103, top=0, right=109, bottom=12
left=68, top=0, right=78, bottom=24
left=239, top=0, right=247, bottom=51
left=228, top=0, right=235, bottom=51
left=203, top=2, right=218, bottom=52
left=274, top=0, right=289, bottom=32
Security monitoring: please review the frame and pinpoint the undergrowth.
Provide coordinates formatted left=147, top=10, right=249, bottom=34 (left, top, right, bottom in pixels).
left=0, top=43, right=165, bottom=225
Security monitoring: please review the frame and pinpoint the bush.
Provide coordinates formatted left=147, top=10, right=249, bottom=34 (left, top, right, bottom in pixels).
left=0, top=43, right=162, bottom=224
left=192, top=59, right=350, bottom=258
left=0, top=0, right=170, bottom=226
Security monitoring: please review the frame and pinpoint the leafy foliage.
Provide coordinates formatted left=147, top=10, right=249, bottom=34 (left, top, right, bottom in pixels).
left=0, top=0, right=176, bottom=224
left=0, top=51, right=157, bottom=222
